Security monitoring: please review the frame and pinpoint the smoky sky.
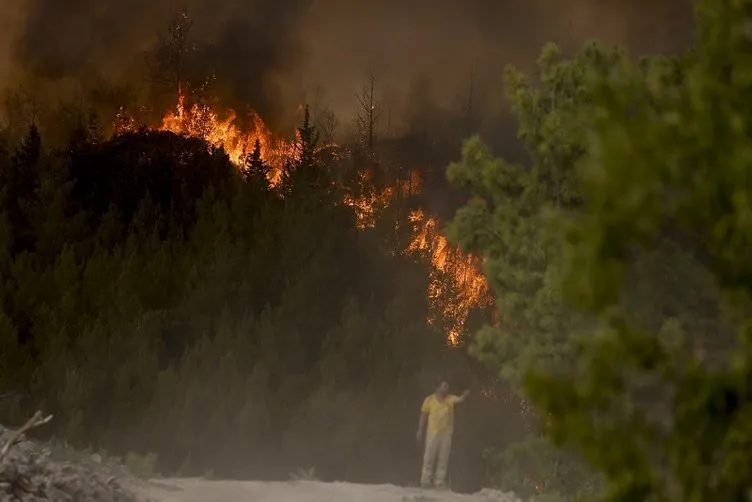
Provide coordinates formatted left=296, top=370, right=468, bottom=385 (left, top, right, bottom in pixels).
left=2, top=0, right=693, bottom=126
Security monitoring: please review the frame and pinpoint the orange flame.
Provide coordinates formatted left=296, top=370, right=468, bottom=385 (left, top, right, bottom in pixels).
left=113, top=106, right=136, bottom=136
left=119, top=94, right=493, bottom=346
left=158, top=92, right=296, bottom=185
left=407, top=209, right=493, bottom=346
left=342, top=167, right=493, bottom=345
left=342, top=169, right=420, bottom=229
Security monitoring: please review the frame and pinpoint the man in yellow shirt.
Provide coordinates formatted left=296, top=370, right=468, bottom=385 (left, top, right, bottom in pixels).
left=415, top=379, right=469, bottom=489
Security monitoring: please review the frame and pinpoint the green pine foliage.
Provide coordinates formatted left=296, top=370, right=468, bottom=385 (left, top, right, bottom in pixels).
left=446, top=41, right=626, bottom=389
left=448, top=0, right=752, bottom=500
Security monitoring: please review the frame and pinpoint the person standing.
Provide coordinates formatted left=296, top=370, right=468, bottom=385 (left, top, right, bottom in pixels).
left=416, top=379, right=469, bottom=489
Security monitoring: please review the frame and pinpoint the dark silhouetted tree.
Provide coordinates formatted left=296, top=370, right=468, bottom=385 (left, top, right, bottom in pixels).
left=354, top=73, right=384, bottom=160
left=148, top=9, right=196, bottom=101
left=4, top=124, right=42, bottom=251
left=242, top=139, right=270, bottom=188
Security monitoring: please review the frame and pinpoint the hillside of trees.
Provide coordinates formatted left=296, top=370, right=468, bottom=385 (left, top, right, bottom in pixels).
left=3, top=0, right=749, bottom=499
left=0, top=24, right=537, bottom=493
left=0, top=98, right=538, bottom=489
left=0, top=11, right=538, bottom=496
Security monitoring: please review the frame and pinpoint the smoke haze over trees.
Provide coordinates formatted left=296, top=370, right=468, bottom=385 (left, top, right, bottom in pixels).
left=0, top=6, right=524, bottom=485
left=1, top=0, right=741, bottom=499
left=2, top=0, right=692, bottom=132
left=0, top=116, right=525, bottom=489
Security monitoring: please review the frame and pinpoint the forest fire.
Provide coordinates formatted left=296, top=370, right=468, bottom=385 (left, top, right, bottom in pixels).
left=341, top=170, right=492, bottom=345
left=342, top=170, right=421, bottom=228
left=342, top=181, right=394, bottom=228
left=158, top=92, right=295, bottom=185
left=127, top=95, right=492, bottom=346
left=407, top=209, right=493, bottom=346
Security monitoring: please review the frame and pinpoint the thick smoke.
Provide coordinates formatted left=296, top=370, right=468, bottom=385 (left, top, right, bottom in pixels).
left=5, top=0, right=313, bottom=122
left=285, top=0, right=694, bottom=126
left=2, top=0, right=693, bottom=128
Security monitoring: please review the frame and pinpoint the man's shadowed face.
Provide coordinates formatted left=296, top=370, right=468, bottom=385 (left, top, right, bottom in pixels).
left=436, top=380, right=449, bottom=397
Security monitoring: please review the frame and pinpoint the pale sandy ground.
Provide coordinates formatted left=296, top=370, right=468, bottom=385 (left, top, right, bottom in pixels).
left=126, top=478, right=523, bottom=502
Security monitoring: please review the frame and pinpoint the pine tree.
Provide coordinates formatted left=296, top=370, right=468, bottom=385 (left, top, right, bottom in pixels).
left=297, top=105, right=319, bottom=171
left=66, top=120, right=89, bottom=158
left=87, top=109, right=103, bottom=144
left=148, top=8, right=196, bottom=103
left=242, top=138, right=269, bottom=186
left=446, top=41, right=626, bottom=389
left=279, top=105, right=326, bottom=198
left=12, top=123, right=41, bottom=171
left=5, top=124, right=42, bottom=251
left=450, top=1, right=752, bottom=500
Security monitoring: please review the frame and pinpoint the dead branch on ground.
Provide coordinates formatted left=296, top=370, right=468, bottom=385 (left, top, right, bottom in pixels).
left=0, top=410, right=53, bottom=464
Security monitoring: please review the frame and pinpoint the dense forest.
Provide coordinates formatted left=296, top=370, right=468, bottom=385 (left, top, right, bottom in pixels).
left=0, top=6, right=526, bottom=495
left=2, top=0, right=749, bottom=500
left=0, top=89, right=524, bottom=488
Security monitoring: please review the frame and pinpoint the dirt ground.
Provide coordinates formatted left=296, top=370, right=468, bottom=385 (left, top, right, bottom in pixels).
left=126, top=478, right=523, bottom=502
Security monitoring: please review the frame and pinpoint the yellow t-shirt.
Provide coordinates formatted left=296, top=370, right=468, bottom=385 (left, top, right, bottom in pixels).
left=421, top=394, right=460, bottom=437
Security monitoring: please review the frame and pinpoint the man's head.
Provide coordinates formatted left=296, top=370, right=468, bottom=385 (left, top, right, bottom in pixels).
left=435, top=379, right=449, bottom=397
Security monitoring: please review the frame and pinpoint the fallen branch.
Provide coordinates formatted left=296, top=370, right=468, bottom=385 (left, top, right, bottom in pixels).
left=0, top=410, right=53, bottom=464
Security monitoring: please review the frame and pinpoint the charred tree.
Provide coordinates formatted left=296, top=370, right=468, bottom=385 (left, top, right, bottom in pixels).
left=147, top=9, right=197, bottom=104
left=354, top=73, right=384, bottom=161
left=308, top=84, right=338, bottom=146
left=297, top=105, right=319, bottom=170
left=316, top=109, right=338, bottom=147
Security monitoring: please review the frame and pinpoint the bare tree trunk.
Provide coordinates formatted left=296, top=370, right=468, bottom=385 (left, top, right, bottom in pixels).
left=354, top=72, right=384, bottom=160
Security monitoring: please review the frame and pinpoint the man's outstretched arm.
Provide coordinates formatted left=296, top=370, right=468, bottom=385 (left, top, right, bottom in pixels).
left=454, top=390, right=470, bottom=403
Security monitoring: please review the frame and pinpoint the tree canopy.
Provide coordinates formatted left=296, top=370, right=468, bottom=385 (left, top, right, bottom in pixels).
left=448, top=0, right=752, bottom=499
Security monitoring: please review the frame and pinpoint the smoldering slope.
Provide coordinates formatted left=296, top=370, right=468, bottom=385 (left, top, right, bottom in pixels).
left=2, top=0, right=693, bottom=129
